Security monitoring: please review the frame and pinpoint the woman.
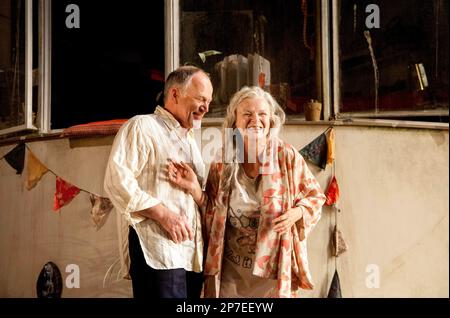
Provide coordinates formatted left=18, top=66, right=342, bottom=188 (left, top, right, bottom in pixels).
left=168, top=86, right=325, bottom=298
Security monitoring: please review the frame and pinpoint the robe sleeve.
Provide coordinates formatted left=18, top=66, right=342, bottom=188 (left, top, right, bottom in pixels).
left=292, top=150, right=326, bottom=241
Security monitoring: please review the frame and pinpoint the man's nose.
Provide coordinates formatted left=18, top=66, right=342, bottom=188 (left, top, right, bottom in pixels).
left=200, top=102, right=209, bottom=114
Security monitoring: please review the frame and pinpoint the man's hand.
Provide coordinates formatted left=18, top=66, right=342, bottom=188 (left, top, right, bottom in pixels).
left=157, top=209, right=193, bottom=244
left=134, top=204, right=193, bottom=244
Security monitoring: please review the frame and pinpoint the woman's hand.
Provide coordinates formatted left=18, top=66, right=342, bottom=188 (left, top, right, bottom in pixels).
left=272, top=207, right=304, bottom=235
left=167, top=160, right=205, bottom=206
left=167, top=160, right=198, bottom=193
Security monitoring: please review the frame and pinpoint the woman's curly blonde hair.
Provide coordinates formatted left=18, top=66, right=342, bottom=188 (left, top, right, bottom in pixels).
left=218, top=86, right=286, bottom=205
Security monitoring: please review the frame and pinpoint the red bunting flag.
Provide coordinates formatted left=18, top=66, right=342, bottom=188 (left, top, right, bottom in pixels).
left=325, top=176, right=340, bottom=205
left=53, top=176, right=80, bottom=211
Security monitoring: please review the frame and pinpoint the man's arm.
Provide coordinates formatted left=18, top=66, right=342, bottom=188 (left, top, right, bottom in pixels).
left=132, top=204, right=193, bottom=243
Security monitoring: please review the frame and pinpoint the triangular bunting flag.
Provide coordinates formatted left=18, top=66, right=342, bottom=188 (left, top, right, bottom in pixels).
left=331, top=225, right=348, bottom=257
left=4, top=143, right=25, bottom=174
left=54, top=177, right=80, bottom=211
left=89, top=194, right=114, bottom=230
left=327, top=270, right=342, bottom=298
left=299, top=133, right=328, bottom=170
left=326, top=128, right=335, bottom=165
left=26, top=150, right=49, bottom=190
left=325, top=176, right=340, bottom=205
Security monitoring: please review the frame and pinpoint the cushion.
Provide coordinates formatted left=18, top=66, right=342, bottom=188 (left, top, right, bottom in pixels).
left=61, top=119, right=127, bottom=138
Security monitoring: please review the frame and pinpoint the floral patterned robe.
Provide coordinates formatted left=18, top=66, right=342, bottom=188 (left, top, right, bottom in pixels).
left=202, top=138, right=326, bottom=298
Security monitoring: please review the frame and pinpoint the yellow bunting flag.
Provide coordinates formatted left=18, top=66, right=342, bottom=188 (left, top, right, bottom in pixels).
left=25, top=150, right=49, bottom=190
left=326, top=128, right=335, bottom=165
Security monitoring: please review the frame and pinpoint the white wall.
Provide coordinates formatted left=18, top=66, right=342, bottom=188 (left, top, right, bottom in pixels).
left=0, top=125, right=448, bottom=297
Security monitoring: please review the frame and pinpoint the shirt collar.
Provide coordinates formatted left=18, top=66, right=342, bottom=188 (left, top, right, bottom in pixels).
left=154, top=106, right=194, bottom=138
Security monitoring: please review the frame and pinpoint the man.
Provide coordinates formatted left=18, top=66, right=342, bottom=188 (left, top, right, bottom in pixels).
left=104, top=66, right=213, bottom=298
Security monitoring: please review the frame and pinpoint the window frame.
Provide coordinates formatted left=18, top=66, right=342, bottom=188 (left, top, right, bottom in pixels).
left=0, top=0, right=39, bottom=136
left=1, top=0, right=447, bottom=140
left=37, top=0, right=51, bottom=133
left=167, top=0, right=448, bottom=125
left=331, top=0, right=449, bottom=121
left=169, top=0, right=334, bottom=121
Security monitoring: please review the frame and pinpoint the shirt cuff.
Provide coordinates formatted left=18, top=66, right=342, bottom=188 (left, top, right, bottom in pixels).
left=125, top=189, right=161, bottom=225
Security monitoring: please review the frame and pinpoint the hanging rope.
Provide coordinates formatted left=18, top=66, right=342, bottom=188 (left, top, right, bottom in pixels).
left=11, top=0, right=22, bottom=124
left=301, top=0, right=314, bottom=59
left=364, top=30, right=379, bottom=113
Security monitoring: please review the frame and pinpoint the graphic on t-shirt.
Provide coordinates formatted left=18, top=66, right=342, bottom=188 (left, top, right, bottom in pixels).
left=242, top=256, right=252, bottom=269
left=228, top=207, right=259, bottom=255
left=225, top=248, right=241, bottom=265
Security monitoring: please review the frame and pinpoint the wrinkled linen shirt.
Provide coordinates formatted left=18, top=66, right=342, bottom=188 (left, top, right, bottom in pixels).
left=104, top=106, right=205, bottom=276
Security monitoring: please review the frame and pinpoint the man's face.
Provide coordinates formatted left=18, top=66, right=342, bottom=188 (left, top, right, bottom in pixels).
left=175, top=72, right=213, bottom=129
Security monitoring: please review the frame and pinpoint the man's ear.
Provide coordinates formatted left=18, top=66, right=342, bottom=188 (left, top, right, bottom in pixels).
left=170, top=87, right=179, bottom=104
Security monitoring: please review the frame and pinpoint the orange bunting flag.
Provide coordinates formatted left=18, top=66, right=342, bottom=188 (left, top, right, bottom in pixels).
left=326, top=128, right=335, bottom=165
left=89, top=194, right=114, bottom=230
left=54, top=177, right=80, bottom=211
left=325, top=176, right=340, bottom=205
left=25, top=150, right=49, bottom=190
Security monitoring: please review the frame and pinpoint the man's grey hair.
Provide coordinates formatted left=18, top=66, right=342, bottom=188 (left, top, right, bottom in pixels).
left=163, top=66, right=208, bottom=103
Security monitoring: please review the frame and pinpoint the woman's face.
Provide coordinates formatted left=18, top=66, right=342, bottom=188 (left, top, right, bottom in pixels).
left=235, top=97, right=271, bottom=140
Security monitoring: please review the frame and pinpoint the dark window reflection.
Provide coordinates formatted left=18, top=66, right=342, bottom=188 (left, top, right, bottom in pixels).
left=51, top=0, right=164, bottom=129
left=339, top=0, right=448, bottom=117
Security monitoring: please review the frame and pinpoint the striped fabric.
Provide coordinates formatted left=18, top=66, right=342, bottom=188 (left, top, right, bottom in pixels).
left=104, top=107, right=205, bottom=276
left=61, top=119, right=127, bottom=138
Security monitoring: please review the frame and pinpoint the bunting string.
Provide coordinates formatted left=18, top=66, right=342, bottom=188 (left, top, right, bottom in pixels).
left=298, top=126, right=346, bottom=297
left=2, top=127, right=348, bottom=291
left=0, top=143, right=113, bottom=230
left=23, top=144, right=92, bottom=195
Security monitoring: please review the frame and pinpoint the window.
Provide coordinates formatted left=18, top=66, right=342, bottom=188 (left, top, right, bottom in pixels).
left=335, top=0, right=449, bottom=121
left=50, top=0, right=165, bottom=129
left=0, top=0, right=38, bottom=135
left=178, top=0, right=321, bottom=118
left=1, top=0, right=448, bottom=138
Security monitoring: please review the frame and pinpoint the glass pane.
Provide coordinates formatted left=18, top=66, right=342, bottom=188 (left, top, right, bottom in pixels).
left=339, top=0, right=449, bottom=114
left=0, top=0, right=26, bottom=130
left=180, top=0, right=319, bottom=117
left=51, top=0, right=164, bottom=129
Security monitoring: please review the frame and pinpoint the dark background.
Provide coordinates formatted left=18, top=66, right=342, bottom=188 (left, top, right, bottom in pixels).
left=51, top=1, right=164, bottom=129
